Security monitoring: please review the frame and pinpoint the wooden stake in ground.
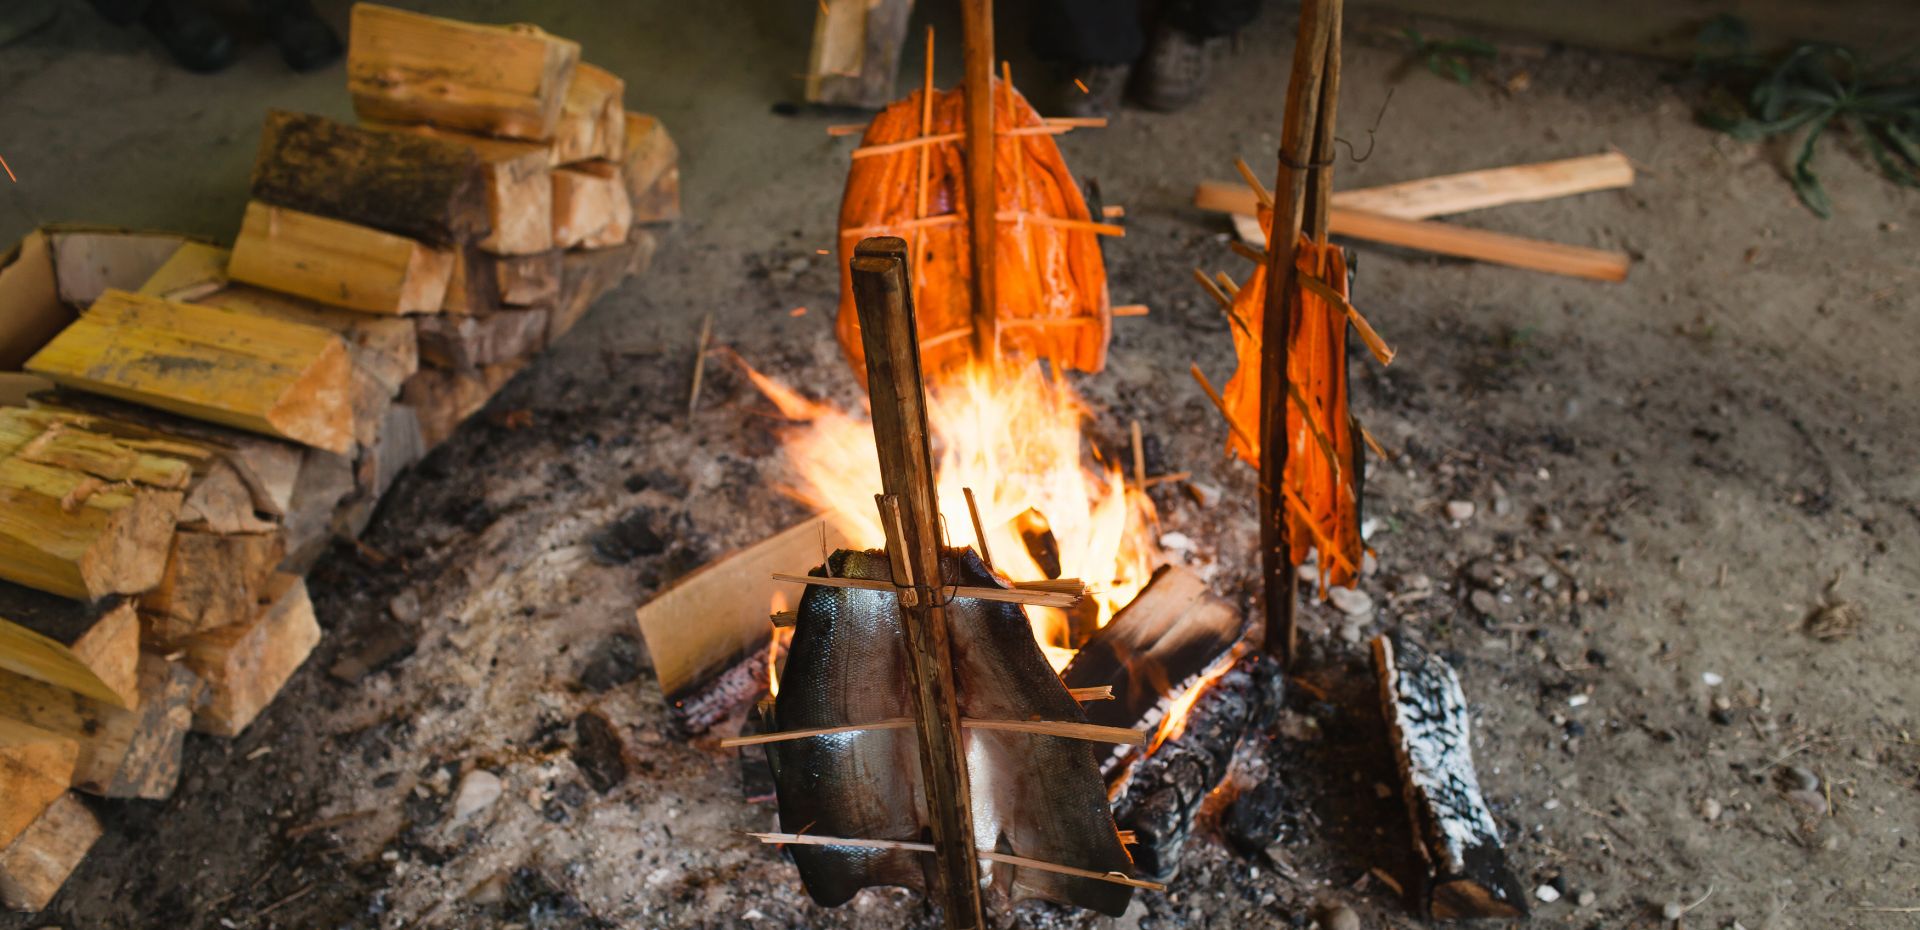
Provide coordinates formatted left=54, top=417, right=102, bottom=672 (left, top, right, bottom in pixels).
left=959, top=0, right=997, bottom=364
left=1259, top=0, right=1340, bottom=668
left=849, top=237, right=985, bottom=930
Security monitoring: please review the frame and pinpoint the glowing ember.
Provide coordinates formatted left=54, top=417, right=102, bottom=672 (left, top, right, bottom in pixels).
left=1146, top=648, right=1244, bottom=755
left=742, top=360, right=1159, bottom=670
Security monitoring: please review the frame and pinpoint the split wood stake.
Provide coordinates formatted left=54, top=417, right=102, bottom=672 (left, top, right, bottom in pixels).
left=849, top=237, right=985, bottom=930
left=960, top=0, right=997, bottom=366
left=687, top=314, right=712, bottom=418
left=1189, top=363, right=1255, bottom=451
left=962, top=486, right=994, bottom=571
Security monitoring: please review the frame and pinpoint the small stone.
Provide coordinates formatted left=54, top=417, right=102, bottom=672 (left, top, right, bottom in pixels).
left=1535, top=884, right=1561, bottom=903
left=1701, top=671, right=1724, bottom=686
left=1361, top=551, right=1379, bottom=576
left=1297, top=562, right=1319, bottom=583
left=1699, top=797, right=1722, bottom=821
left=452, top=769, right=502, bottom=823
left=1316, top=904, right=1360, bottom=930
left=1445, top=500, right=1475, bottom=522
left=387, top=589, right=420, bottom=623
left=1328, top=586, right=1373, bottom=616
left=1777, top=765, right=1819, bottom=793
left=1469, top=589, right=1501, bottom=617
left=1577, top=889, right=1596, bottom=907
left=1662, top=901, right=1684, bottom=920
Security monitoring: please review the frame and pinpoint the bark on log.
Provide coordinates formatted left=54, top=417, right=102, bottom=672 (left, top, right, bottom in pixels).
left=249, top=110, right=489, bottom=247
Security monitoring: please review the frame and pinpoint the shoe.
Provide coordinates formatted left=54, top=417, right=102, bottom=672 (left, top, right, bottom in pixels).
left=254, top=0, right=341, bottom=72
left=141, top=0, right=234, bottom=73
left=1059, top=63, right=1130, bottom=119
left=1134, top=26, right=1218, bottom=112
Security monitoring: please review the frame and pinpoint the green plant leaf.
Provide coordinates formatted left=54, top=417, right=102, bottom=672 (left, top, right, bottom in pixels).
left=1790, top=118, right=1834, bottom=218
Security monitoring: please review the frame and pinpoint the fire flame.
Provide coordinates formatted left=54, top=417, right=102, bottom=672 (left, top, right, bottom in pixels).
left=743, top=360, right=1159, bottom=670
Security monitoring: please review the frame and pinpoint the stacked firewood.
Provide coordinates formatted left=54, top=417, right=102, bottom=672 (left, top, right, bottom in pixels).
left=0, top=3, right=677, bottom=912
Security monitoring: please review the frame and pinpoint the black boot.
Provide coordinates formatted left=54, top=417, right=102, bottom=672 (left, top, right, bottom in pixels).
left=141, top=0, right=235, bottom=73
left=253, top=0, right=341, bottom=72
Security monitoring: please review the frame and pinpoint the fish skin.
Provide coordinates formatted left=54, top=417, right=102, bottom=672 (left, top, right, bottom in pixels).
left=767, top=548, right=1136, bottom=917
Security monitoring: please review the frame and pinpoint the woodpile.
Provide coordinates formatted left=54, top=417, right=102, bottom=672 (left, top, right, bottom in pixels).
left=0, top=2, right=678, bottom=911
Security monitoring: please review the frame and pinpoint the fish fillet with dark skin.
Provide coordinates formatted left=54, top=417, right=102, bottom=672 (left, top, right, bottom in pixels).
left=766, top=548, right=1136, bottom=916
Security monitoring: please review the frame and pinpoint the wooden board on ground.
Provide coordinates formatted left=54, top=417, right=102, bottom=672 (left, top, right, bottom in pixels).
left=1193, top=153, right=1636, bottom=220
left=249, top=110, right=489, bottom=247
left=229, top=202, right=456, bottom=316
left=0, top=581, right=140, bottom=708
left=0, top=791, right=100, bottom=913
left=635, top=518, right=848, bottom=706
left=365, top=122, right=553, bottom=255
left=347, top=3, right=580, bottom=141
left=0, top=719, right=76, bottom=852
left=553, top=63, right=625, bottom=165
left=804, top=0, right=913, bottom=108
left=180, top=574, right=320, bottom=737
left=139, top=530, right=284, bottom=647
left=1372, top=633, right=1529, bottom=919
left=0, top=654, right=199, bottom=799
left=551, top=162, right=632, bottom=249
left=26, top=289, right=356, bottom=453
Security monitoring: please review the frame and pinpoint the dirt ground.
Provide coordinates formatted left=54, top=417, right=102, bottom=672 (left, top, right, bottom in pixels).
left=2, top=1, right=1916, bottom=928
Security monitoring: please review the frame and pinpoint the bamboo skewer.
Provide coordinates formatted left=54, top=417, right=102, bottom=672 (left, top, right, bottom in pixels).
left=962, top=486, right=994, bottom=571
left=771, top=572, right=1080, bottom=608
left=747, top=833, right=1166, bottom=892
left=830, top=117, right=1104, bottom=139
left=1190, top=363, right=1257, bottom=450
left=721, top=716, right=1146, bottom=748
left=722, top=719, right=912, bottom=746
left=840, top=212, right=1124, bottom=239
left=687, top=314, right=713, bottom=418
left=1067, top=685, right=1114, bottom=702
left=1296, top=272, right=1394, bottom=365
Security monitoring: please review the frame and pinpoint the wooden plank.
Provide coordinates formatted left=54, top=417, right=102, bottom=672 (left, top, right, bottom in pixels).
left=551, top=162, right=633, bottom=249
left=0, top=457, right=182, bottom=601
left=0, top=653, right=199, bottom=799
left=0, top=792, right=100, bottom=913
left=26, top=289, right=356, bottom=453
left=0, top=582, right=140, bottom=708
left=138, top=529, right=283, bottom=647
left=136, top=238, right=228, bottom=303
left=635, top=518, right=848, bottom=703
left=1327, top=209, right=1630, bottom=282
left=849, top=237, right=985, bottom=930
left=553, top=63, right=625, bottom=165
left=621, top=113, right=679, bottom=224
left=347, top=3, right=580, bottom=141
left=180, top=574, right=320, bottom=737
left=365, top=122, right=554, bottom=255
left=249, top=110, right=489, bottom=247
left=0, top=406, right=198, bottom=492
left=1194, top=153, right=1636, bottom=220
left=228, top=201, right=456, bottom=316
left=1372, top=634, right=1528, bottom=919
left=0, top=719, right=77, bottom=852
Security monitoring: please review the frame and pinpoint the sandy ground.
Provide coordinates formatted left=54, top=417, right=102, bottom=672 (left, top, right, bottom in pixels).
left=2, top=1, right=1917, bottom=928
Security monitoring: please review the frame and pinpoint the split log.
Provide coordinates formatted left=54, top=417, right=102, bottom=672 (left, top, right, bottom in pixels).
left=347, top=3, right=580, bottom=141
left=1109, top=652, right=1282, bottom=883
left=138, top=529, right=283, bottom=647
left=0, top=406, right=199, bottom=493
left=440, top=246, right=505, bottom=316
left=228, top=201, right=456, bottom=316
left=0, top=719, right=76, bottom=852
left=1372, top=633, right=1528, bottom=919
left=547, top=238, right=639, bottom=343
left=0, top=455, right=182, bottom=601
left=0, top=653, right=199, bottom=799
left=0, top=792, right=99, bottom=913
left=804, top=0, right=913, bottom=108
left=634, top=518, right=848, bottom=734
left=621, top=113, right=681, bottom=224
left=180, top=274, right=420, bottom=394
left=177, top=459, right=276, bottom=535
left=278, top=449, right=354, bottom=574
left=0, top=581, right=140, bottom=708
left=249, top=110, right=489, bottom=247
left=135, top=238, right=228, bottom=303
left=417, top=310, right=547, bottom=370
left=180, top=574, right=320, bottom=737
left=26, top=289, right=356, bottom=454
left=399, top=360, right=524, bottom=449
left=332, top=404, right=424, bottom=540
left=1060, top=564, right=1246, bottom=777
left=365, top=123, right=553, bottom=255
left=494, top=251, right=563, bottom=306
left=551, top=162, right=633, bottom=249
left=554, top=63, right=625, bottom=165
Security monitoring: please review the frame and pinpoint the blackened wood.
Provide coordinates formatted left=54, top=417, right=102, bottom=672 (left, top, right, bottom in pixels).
left=960, top=0, right=998, bottom=363
left=849, top=236, right=985, bottom=930
left=1372, top=633, right=1528, bottom=919
left=1110, top=652, right=1281, bottom=882
left=1260, top=0, right=1337, bottom=668
left=249, top=110, right=489, bottom=247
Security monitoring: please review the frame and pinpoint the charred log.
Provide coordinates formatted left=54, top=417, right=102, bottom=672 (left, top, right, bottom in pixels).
left=1372, top=633, right=1528, bottom=920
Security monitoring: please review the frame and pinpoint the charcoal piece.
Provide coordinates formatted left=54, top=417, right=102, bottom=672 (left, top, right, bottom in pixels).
left=588, top=509, right=665, bottom=565
left=571, top=711, right=628, bottom=794
left=1372, top=633, right=1528, bottom=919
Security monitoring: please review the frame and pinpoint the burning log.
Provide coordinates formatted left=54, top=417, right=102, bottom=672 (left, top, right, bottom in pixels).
left=1060, top=564, right=1246, bottom=779
left=1109, top=651, right=1284, bottom=883
left=1372, top=633, right=1528, bottom=920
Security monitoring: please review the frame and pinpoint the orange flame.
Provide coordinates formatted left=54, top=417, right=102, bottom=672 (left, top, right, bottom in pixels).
left=744, top=359, right=1159, bottom=670
left=1146, top=648, right=1242, bottom=755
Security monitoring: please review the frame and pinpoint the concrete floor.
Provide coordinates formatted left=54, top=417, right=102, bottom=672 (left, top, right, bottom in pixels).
left=2, top=2, right=1917, bottom=929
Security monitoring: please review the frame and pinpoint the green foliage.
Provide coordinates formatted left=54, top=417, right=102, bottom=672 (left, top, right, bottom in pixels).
left=1695, top=25, right=1919, bottom=217
left=1402, top=28, right=1496, bottom=86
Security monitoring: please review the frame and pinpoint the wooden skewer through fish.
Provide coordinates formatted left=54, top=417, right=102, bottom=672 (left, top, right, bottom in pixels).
left=1067, top=685, right=1114, bottom=702
left=747, top=832, right=1166, bottom=891
left=720, top=716, right=1146, bottom=747
left=771, top=572, right=1080, bottom=607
